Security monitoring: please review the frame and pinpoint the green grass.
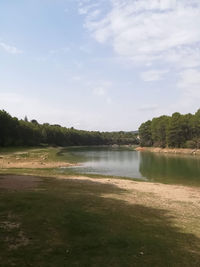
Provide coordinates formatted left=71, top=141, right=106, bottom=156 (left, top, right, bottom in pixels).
left=0, top=176, right=200, bottom=267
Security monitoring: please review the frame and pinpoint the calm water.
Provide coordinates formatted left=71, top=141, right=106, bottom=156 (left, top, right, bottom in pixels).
left=61, top=147, right=200, bottom=186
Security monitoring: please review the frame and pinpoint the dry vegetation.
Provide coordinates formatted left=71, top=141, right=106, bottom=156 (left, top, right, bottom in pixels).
left=0, top=148, right=75, bottom=169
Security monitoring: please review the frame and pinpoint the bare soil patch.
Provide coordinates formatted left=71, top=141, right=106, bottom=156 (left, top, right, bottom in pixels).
left=0, top=148, right=77, bottom=169
left=61, top=176, right=200, bottom=204
left=0, top=159, right=74, bottom=169
left=0, top=174, right=41, bottom=190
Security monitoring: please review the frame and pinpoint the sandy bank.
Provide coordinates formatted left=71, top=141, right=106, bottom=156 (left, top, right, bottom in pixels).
left=55, top=175, right=200, bottom=238
left=136, top=146, right=200, bottom=155
left=0, top=157, right=76, bottom=169
left=59, top=175, right=200, bottom=204
left=1, top=173, right=200, bottom=207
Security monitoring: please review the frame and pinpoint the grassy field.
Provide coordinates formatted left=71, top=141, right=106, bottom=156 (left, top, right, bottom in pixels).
left=0, top=147, right=200, bottom=266
left=0, top=175, right=200, bottom=267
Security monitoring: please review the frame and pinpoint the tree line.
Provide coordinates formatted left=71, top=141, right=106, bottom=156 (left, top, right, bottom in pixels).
left=0, top=110, right=139, bottom=147
left=139, top=109, right=200, bottom=148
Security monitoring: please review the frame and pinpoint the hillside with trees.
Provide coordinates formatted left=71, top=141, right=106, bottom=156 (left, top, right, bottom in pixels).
left=139, top=109, right=200, bottom=148
left=0, top=110, right=139, bottom=147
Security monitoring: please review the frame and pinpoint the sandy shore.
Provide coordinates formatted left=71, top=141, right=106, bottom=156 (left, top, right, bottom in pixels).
left=0, top=160, right=75, bottom=169
left=0, top=150, right=76, bottom=169
left=136, top=146, right=200, bottom=155
left=1, top=173, right=200, bottom=206
left=60, top=175, right=200, bottom=204
left=56, top=175, right=200, bottom=237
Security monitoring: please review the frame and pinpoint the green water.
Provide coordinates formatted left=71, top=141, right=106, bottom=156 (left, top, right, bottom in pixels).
left=61, top=147, right=200, bottom=186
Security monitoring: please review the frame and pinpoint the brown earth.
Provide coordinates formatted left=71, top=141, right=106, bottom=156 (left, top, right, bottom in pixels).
left=0, top=155, right=75, bottom=169
left=0, top=160, right=74, bottom=169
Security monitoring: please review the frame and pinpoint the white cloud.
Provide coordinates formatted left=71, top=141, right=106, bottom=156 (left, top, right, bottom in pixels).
left=79, top=0, right=200, bottom=115
left=92, top=80, right=113, bottom=104
left=0, top=42, right=22, bottom=54
left=0, top=92, right=102, bottom=130
left=79, top=44, right=92, bottom=54
left=166, top=68, right=200, bottom=111
left=93, top=87, right=106, bottom=96
left=72, top=75, right=81, bottom=81
left=138, top=105, right=158, bottom=112
left=0, top=93, right=23, bottom=104
left=178, top=69, right=200, bottom=98
left=166, top=47, right=200, bottom=68
left=106, top=97, right=112, bottom=104
left=79, top=0, right=200, bottom=67
left=141, top=69, right=168, bottom=81
left=49, top=46, right=70, bottom=55
left=78, top=1, right=101, bottom=16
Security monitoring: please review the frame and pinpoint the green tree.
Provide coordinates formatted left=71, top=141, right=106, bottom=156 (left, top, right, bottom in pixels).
left=151, top=116, right=169, bottom=148
left=139, top=120, right=153, bottom=147
left=167, top=113, right=189, bottom=148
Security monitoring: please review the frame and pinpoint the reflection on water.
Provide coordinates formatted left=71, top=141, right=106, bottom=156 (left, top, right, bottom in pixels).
left=67, top=147, right=144, bottom=179
left=62, top=147, right=200, bottom=186
left=139, top=152, right=200, bottom=186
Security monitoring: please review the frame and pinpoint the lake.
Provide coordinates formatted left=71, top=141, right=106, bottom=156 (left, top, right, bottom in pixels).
left=61, top=147, right=200, bottom=186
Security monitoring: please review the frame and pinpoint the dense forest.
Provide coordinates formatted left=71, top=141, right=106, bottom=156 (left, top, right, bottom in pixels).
left=139, top=109, right=200, bottom=148
left=0, top=110, right=139, bottom=147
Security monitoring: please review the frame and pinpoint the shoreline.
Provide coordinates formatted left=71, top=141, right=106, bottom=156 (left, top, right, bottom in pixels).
left=0, top=147, right=79, bottom=169
left=136, top=146, right=200, bottom=155
left=1, top=172, right=200, bottom=203
left=0, top=160, right=76, bottom=169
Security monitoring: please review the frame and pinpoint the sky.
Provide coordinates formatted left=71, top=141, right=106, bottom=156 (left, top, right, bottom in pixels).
left=0, top=0, right=200, bottom=131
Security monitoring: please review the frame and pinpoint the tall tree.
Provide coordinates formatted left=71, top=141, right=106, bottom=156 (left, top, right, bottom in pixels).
left=151, top=116, right=169, bottom=148
left=139, top=120, right=153, bottom=147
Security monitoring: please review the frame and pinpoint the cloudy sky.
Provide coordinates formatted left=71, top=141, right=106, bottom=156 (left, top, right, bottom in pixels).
left=0, top=0, right=200, bottom=131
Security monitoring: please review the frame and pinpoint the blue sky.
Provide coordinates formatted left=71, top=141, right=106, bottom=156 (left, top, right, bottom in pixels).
left=0, top=0, right=200, bottom=131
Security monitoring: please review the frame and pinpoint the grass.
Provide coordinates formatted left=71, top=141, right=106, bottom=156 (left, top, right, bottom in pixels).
left=0, top=176, right=200, bottom=267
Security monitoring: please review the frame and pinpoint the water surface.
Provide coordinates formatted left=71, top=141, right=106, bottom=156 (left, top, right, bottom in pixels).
left=61, top=147, right=200, bottom=186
